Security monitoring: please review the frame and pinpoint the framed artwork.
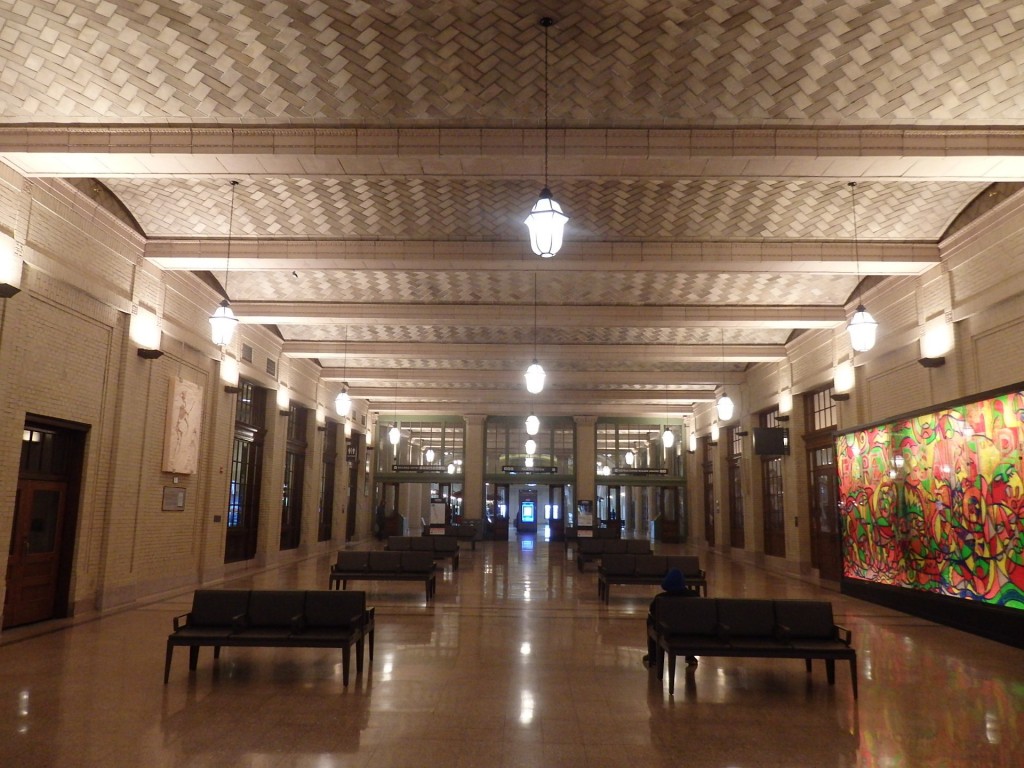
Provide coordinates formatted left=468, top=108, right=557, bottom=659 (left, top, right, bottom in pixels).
left=162, top=377, right=204, bottom=474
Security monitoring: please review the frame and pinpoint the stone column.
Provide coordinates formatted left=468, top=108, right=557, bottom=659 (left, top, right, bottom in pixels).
left=462, top=414, right=486, bottom=520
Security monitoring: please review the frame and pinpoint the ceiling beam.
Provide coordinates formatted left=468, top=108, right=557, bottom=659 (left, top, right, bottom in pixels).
left=5, top=126, right=1024, bottom=181
left=320, top=368, right=746, bottom=386
left=233, top=302, right=844, bottom=328
left=283, top=341, right=787, bottom=363
left=350, top=387, right=716, bottom=403
left=146, top=239, right=938, bottom=275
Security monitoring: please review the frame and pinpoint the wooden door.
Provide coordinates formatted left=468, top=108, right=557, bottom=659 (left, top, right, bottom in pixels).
left=4, top=479, right=67, bottom=628
left=702, top=459, right=715, bottom=547
left=728, top=454, right=745, bottom=549
left=810, top=445, right=842, bottom=580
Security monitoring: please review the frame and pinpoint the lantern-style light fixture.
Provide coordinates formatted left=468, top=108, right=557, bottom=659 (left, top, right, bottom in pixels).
left=425, top=448, right=435, bottom=463
left=846, top=182, right=878, bottom=352
left=387, top=383, right=400, bottom=445
left=525, top=439, right=537, bottom=456
left=524, top=17, right=568, bottom=258
left=525, top=413, right=540, bottom=435
left=716, top=327, right=735, bottom=421
left=524, top=274, right=546, bottom=393
left=335, top=325, right=351, bottom=417
left=210, top=180, right=240, bottom=346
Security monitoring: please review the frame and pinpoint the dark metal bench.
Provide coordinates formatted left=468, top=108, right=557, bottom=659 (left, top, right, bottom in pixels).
left=649, top=596, right=857, bottom=697
left=576, top=538, right=651, bottom=571
left=598, top=554, right=708, bottom=602
left=386, top=535, right=460, bottom=569
left=164, top=588, right=374, bottom=686
left=329, top=551, right=438, bottom=601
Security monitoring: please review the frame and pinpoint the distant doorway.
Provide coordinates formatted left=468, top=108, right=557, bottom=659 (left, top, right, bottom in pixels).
left=4, top=420, right=85, bottom=629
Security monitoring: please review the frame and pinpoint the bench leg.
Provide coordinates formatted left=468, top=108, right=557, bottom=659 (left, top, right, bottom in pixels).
left=355, top=637, right=364, bottom=674
left=188, top=646, right=200, bottom=671
left=666, top=652, right=677, bottom=695
left=805, top=658, right=812, bottom=673
left=341, top=645, right=351, bottom=686
left=825, top=659, right=836, bottom=685
left=849, top=657, right=858, bottom=699
left=369, top=627, right=375, bottom=661
left=164, top=643, right=174, bottom=683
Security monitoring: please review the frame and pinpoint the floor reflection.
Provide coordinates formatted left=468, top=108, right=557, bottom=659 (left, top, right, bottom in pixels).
left=1, top=535, right=1022, bottom=768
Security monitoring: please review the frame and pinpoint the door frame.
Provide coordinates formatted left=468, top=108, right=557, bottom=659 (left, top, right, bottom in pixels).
left=5, top=416, right=86, bottom=628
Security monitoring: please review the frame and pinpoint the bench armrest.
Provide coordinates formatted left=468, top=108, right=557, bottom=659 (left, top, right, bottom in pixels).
left=835, top=624, right=852, bottom=645
left=172, top=612, right=191, bottom=631
left=232, top=612, right=248, bottom=630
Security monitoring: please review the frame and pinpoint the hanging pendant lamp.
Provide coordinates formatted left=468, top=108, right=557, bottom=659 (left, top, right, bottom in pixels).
left=388, top=384, right=400, bottom=445
left=525, top=413, right=540, bottom=435
left=716, top=327, right=735, bottom=421
left=209, top=180, right=240, bottom=346
left=524, top=273, right=546, bottom=393
left=846, top=182, right=878, bottom=352
left=335, top=325, right=352, bottom=417
left=524, top=17, right=568, bottom=258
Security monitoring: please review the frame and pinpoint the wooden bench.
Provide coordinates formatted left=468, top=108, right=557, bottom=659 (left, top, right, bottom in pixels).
left=649, top=596, right=857, bottom=697
left=386, top=535, right=460, bottom=569
left=329, top=550, right=438, bottom=601
left=164, top=588, right=374, bottom=686
left=576, top=538, right=652, bottom=570
left=598, top=554, right=708, bottom=602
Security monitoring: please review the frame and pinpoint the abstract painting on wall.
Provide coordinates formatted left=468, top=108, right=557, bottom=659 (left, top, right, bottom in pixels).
left=837, top=390, right=1024, bottom=610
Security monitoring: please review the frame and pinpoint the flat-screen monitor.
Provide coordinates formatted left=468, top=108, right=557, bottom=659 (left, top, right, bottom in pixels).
left=753, top=427, right=790, bottom=455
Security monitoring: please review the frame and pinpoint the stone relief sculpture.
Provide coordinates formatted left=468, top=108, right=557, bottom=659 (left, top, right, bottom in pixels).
left=163, top=377, right=203, bottom=474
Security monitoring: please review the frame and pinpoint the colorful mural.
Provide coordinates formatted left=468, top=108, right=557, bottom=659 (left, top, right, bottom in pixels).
left=838, top=391, right=1024, bottom=610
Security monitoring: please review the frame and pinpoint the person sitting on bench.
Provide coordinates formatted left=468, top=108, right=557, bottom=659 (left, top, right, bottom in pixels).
left=642, top=568, right=700, bottom=668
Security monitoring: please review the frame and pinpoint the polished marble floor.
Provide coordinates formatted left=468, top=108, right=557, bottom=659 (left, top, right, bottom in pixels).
left=1, top=534, right=1022, bottom=767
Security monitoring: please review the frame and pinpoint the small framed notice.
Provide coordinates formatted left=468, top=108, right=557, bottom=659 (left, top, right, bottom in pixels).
left=162, top=486, right=186, bottom=511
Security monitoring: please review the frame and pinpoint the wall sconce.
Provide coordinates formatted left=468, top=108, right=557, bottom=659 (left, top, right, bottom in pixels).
left=778, top=387, right=793, bottom=415
left=687, top=429, right=697, bottom=454
left=277, top=386, right=291, bottom=414
left=919, top=314, right=953, bottom=368
left=833, top=359, right=855, bottom=395
left=316, top=406, right=327, bottom=431
left=736, top=430, right=750, bottom=437
left=776, top=414, right=790, bottom=423
left=0, top=232, right=22, bottom=298
left=130, top=305, right=163, bottom=358
left=710, top=422, right=720, bottom=443
left=220, top=354, right=240, bottom=393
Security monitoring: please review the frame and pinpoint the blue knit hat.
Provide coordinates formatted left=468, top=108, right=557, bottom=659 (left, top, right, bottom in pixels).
left=661, top=568, right=686, bottom=592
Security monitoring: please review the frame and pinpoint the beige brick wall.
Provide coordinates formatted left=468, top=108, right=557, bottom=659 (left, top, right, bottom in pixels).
left=0, top=170, right=333, bottom=629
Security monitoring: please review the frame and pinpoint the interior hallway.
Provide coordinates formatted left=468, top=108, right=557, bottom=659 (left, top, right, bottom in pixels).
left=1, top=537, right=1021, bottom=768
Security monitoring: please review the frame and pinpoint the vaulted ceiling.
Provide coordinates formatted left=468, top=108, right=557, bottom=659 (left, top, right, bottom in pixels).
left=2, top=0, right=1022, bottom=419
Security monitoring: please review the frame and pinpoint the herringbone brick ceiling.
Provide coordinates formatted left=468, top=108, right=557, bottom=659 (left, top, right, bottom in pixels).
left=0, top=0, right=1020, bottom=416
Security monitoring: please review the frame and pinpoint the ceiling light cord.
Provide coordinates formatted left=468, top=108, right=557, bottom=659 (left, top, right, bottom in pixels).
left=846, top=181, right=879, bottom=353
left=542, top=16, right=551, bottom=189
left=225, top=179, right=238, bottom=297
